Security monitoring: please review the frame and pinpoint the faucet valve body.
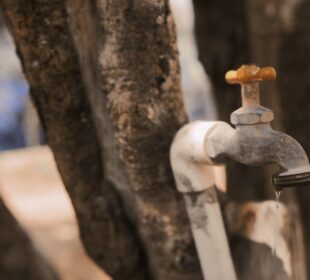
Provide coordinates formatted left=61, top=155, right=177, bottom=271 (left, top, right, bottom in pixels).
left=231, top=104, right=274, bottom=125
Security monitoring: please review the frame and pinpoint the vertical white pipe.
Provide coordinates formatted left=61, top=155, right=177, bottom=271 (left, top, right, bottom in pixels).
left=170, top=121, right=237, bottom=280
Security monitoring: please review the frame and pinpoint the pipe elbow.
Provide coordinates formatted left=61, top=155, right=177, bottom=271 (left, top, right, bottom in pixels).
left=170, top=121, right=226, bottom=193
left=203, top=121, right=235, bottom=163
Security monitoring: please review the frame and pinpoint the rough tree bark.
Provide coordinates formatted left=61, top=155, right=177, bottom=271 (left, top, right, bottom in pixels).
left=1, top=2, right=149, bottom=280
left=65, top=2, right=205, bottom=280
left=0, top=197, right=58, bottom=280
left=1, top=1, right=202, bottom=280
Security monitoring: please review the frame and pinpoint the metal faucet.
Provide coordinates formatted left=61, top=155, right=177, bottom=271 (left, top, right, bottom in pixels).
left=170, top=64, right=310, bottom=280
left=212, top=64, right=310, bottom=190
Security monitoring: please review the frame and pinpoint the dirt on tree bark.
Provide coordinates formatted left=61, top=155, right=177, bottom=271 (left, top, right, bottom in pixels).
left=1, top=1, right=202, bottom=279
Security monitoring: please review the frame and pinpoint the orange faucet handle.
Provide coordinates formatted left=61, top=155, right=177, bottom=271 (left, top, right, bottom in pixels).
left=225, top=65, right=276, bottom=84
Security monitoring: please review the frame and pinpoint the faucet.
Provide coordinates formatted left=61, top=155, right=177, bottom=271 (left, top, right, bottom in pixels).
left=170, top=64, right=310, bottom=280
left=216, top=65, right=310, bottom=190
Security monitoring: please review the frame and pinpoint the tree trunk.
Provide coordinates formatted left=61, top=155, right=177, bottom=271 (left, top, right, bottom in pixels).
left=0, top=197, right=58, bottom=280
left=1, top=2, right=148, bottom=279
left=1, top=1, right=202, bottom=279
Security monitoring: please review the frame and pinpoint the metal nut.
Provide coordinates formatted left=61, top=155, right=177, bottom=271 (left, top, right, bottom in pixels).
left=231, top=106, right=274, bottom=125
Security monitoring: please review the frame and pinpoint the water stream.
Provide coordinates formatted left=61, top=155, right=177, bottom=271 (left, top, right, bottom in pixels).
left=275, top=189, right=282, bottom=209
left=272, top=189, right=282, bottom=256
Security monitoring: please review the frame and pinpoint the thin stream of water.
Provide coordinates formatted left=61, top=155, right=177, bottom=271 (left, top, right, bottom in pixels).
left=275, top=190, right=282, bottom=209
left=272, top=189, right=282, bottom=256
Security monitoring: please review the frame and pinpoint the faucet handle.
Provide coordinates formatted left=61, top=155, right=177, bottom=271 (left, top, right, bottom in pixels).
left=227, top=65, right=276, bottom=124
left=225, top=65, right=276, bottom=84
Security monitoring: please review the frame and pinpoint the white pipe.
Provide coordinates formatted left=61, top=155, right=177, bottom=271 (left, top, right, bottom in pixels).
left=170, top=121, right=237, bottom=280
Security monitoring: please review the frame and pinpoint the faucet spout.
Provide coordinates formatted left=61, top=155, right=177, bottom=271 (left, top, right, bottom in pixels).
left=270, top=130, right=310, bottom=189
left=203, top=122, right=310, bottom=190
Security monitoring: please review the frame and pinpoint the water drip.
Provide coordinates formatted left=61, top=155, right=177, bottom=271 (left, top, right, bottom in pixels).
left=272, top=190, right=282, bottom=256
